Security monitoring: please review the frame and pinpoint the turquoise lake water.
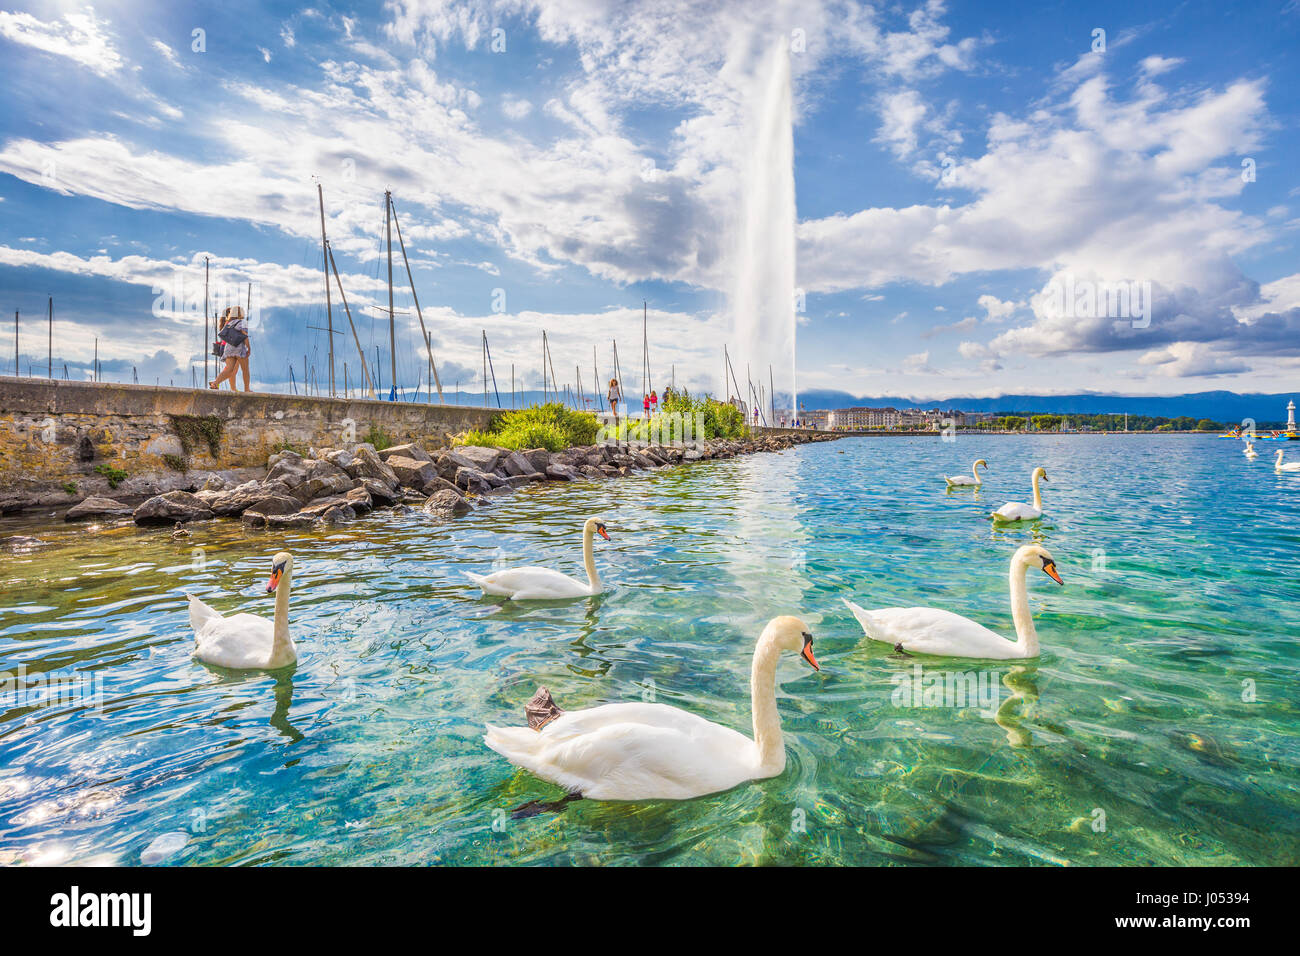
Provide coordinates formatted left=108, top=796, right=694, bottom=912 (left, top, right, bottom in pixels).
left=1, top=434, right=1298, bottom=866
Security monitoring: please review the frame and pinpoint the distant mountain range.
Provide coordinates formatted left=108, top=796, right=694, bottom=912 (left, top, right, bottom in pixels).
left=413, top=388, right=1294, bottom=425
left=782, top=390, right=1296, bottom=423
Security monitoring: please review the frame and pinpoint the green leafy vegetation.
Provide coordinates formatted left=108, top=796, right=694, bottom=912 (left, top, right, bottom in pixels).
left=162, top=453, right=188, bottom=473
left=61, top=481, right=78, bottom=496
left=459, top=403, right=601, bottom=451
left=94, top=463, right=128, bottom=488
left=970, top=413, right=1228, bottom=432
left=363, top=424, right=394, bottom=451
left=606, top=390, right=747, bottom=443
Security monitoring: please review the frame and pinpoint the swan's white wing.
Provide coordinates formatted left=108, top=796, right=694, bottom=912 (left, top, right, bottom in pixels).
left=946, top=475, right=977, bottom=485
left=468, top=566, right=590, bottom=599
left=485, top=702, right=759, bottom=801
left=845, top=599, right=1024, bottom=659
left=188, top=594, right=223, bottom=635
left=992, top=501, right=1041, bottom=520
left=193, top=613, right=277, bottom=669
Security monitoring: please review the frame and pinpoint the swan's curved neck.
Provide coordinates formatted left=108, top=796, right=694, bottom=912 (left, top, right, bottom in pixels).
left=272, top=566, right=293, bottom=659
left=582, top=525, right=601, bottom=593
left=1008, top=558, right=1038, bottom=656
left=750, top=636, right=785, bottom=773
left=1031, top=471, right=1043, bottom=510
left=972, top=461, right=983, bottom=483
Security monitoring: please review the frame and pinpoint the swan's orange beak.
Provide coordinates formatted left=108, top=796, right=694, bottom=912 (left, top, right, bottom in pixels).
left=267, top=567, right=283, bottom=593
left=801, top=632, right=819, bottom=670
left=1042, top=559, right=1063, bottom=586
left=596, top=523, right=610, bottom=541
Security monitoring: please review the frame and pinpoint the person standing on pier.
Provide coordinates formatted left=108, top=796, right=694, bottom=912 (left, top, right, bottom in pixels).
left=643, top=392, right=651, bottom=420
left=608, top=378, right=622, bottom=427
left=649, top=389, right=658, bottom=417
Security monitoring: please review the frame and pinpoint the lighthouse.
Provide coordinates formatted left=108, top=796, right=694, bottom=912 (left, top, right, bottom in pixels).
left=1288, top=399, right=1296, bottom=438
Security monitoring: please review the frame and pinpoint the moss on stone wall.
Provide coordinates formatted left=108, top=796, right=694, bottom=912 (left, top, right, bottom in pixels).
left=168, top=414, right=224, bottom=460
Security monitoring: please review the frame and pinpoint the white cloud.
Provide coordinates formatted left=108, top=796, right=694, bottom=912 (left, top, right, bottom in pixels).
left=0, top=7, right=122, bottom=76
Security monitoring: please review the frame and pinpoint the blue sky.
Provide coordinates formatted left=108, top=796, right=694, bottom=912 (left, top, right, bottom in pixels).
left=0, top=0, right=1297, bottom=403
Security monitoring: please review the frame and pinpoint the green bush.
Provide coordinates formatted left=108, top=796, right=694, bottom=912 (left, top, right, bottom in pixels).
left=459, top=403, right=600, bottom=451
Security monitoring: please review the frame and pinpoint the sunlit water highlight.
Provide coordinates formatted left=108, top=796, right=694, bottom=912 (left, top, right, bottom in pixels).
left=1, top=435, right=1298, bottom=866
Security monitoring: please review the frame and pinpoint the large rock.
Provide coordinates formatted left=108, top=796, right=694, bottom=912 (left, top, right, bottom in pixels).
left=422, top=489, right=472, bottom=518
left=210, top=480, right=294, bottom=517
left=134, top=491, right=213, bottom=526
left=521, top=448, right=552, bottom=473
left=244, top=494, right=302, bottom=516
left=266, top=454, right=310, bottom=489
left=343, top=486, right=373, bottom=514
left=379, top=443, right=432, bottom=463
left=243, top=510, right=319, bottom=529
left=299, top=459, right=354, bottom=501
left=545, top=463, right=578, bottom=481
left=357, top=477, right=401, bottom=506
left=449, top=445, right=503, bottom=473
left=66, top=495, right=134, bottom=521
left=387, top=455, right=439, bottom=490
left=454, top=466, right=494, bottom=494
left=344, top=446, right=400, bottom=488
left=502, top=450, right=541, bottom=478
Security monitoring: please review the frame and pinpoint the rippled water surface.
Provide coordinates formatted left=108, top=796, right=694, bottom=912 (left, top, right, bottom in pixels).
left=2, top=435, right=1298, bottom=866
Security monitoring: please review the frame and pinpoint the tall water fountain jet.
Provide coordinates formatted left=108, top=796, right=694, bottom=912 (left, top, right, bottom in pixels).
left=729, top=38, right=797, bottom=423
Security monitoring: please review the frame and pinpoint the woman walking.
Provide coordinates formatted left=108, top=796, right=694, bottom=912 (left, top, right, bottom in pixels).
left=209, top=306, right=251, bottom=391
left=607, top=377, right=622, bottom=427
left=643, top=392, right=651, bottom=420
left=649, top=389, right=658, bottom=416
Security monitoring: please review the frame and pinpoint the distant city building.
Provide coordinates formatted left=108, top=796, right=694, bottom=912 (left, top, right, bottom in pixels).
left=823, top=406, right=987, bottom=430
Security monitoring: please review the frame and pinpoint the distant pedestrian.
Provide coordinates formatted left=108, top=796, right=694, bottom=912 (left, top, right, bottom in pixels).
left=753, top=406, right=759, bottom=424
left=649, top=389, right=658, bottom=416
left=210, top=305, right=250, bottom=391
left=643, top=393, right=651, bottom=419
left=608, top=377, right=622, bottom=426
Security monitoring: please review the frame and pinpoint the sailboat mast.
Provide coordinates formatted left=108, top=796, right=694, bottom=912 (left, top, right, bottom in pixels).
left=385, top=190, right=396, bottom=401
left=47, top=296, right=53, bottom=379
left=317, top=182, right=335, bottom=397
left=203, top=256, right=210, bottom=383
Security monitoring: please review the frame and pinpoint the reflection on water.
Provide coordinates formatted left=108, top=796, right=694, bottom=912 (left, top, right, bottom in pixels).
left=1, top=435, right=1299, bottom=866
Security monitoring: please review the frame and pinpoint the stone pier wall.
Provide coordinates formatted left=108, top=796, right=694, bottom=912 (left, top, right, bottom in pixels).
left=0, top=380, right=498, bottom=512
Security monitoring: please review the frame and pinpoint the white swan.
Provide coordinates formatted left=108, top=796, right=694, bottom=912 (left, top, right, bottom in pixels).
left=189, top=552, right=297, bottom=669
left=1244, top=441, right=1258, bottom=459
left=484, top=616, right=820, bottom=802
left=1276, top=449, right=1300, bottom=473
left=467, top=517, right=609, bottom=599
left=944, top=458, right=988, bottom=488
left=991, top=466, right=1048, bottom=522
left=844, top=545, right=1064, bottom=659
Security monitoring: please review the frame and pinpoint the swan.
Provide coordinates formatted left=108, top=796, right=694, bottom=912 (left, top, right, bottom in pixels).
left=991, top=466, right=1048, bottom=522
left=467, top=517, right=609, bottom=599
left=843, top=544, right=1064, bottom=659
left=944, top=458, right=988, bottom=488
left=189, top=552, right=297, bottom=669
left=484, top=616, right=820, bottom=804
left=1276, top=450, right=1300, bottom=473
left=1244, top=442, right=1258, bottom=459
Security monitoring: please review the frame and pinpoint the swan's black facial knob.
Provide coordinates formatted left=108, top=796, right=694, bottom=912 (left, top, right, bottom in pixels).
left=268, top=562, right=286, bottom=593
left=595, top=522, right=610, bottom=541
left=800, top=632, right=819, bottom=670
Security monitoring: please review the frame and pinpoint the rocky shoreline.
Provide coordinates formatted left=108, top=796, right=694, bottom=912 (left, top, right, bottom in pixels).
left=58, top=431, right=839, bottom=531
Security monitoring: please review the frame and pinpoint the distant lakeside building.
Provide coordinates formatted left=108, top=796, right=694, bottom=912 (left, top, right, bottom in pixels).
left=822, top=406, right=991, bottom=430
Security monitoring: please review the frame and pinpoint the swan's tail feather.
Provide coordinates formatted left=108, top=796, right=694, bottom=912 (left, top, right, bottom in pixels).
left=466, top=571, right=513, bottom=596
left=843, top=598, right=887, bottom=644
left=484, top=724, right=545, bottom=760
left=187, top=594, right=222, bottom=636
